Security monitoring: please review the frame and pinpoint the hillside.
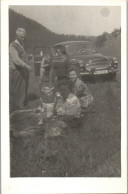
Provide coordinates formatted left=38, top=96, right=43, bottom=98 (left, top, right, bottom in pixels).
left=99, top=34, right=121, bottom=64
left=9, top=9, right=96, bottom=53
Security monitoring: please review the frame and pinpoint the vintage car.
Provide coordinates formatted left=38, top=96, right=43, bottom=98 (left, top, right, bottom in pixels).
left=34, top=41, right=118, bottom=81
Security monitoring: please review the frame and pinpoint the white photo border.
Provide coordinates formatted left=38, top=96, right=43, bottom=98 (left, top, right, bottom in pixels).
left=1, top=0, right=127, bottom=193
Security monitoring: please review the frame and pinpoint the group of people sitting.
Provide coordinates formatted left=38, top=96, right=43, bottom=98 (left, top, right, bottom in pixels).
left=38, top=55, right=95, bottom=125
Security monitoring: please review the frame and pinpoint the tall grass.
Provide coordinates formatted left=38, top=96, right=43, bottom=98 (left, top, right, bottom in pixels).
left=10, top=37, right=121, bottom=177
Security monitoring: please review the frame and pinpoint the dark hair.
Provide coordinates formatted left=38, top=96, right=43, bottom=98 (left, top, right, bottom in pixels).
left=68, top=65, right=80, bottom=76
left=16, top=28, right=26, bottom=36
left=57, top=78, right=72, bottom=91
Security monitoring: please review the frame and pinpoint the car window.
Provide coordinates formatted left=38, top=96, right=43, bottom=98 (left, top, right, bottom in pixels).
left=51, top=47, right=61, bottom=57
left=66, top=43, right=94, bottom=55
left=52, top=46, right=67, bottom=57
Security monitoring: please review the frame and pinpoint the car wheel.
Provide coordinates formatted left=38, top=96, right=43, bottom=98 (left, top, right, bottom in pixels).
left=82, top=75, right=95, bottom=83
left=109, top=72, right=116, bottom=81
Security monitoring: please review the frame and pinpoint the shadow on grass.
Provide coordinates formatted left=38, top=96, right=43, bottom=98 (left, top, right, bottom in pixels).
left=27, top=93, right=39, bottom=101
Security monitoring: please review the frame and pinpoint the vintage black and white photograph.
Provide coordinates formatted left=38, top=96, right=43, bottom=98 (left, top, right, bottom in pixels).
left=1, top=0, right=127, bottom=193
left=9, top=5, right=122, bottom=177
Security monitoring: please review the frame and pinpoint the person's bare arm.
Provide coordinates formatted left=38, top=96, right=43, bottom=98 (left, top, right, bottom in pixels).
left=39, top=56, right=48, bottom=93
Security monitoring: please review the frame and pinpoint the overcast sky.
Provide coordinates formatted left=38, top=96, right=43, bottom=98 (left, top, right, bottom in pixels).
left=10, top=6, right=121, bottom=36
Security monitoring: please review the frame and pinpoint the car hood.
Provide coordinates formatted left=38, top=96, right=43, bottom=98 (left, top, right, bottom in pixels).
left=68, top=53, right=108, bottom=63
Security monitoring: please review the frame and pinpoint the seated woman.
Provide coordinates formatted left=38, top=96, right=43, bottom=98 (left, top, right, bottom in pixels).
left=53, top=78, right=81, bottom=120
left=68, top=66, right=95, bottom=113
left=40, top=79, right=82, bottom=161
left=37, top=78, right=81, bottom=125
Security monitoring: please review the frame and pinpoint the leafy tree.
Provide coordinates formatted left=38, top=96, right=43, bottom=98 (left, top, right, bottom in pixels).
left=95, top=27, right=121, bottom=48
left=111, top=28, right=121, bottom=38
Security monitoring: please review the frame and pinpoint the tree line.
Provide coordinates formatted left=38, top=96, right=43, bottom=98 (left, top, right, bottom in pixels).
left=9, top=9, right=96, bottom=54
left=95, top=28, right=121, bottom=48
left=9, top=9, right=121, bottom=53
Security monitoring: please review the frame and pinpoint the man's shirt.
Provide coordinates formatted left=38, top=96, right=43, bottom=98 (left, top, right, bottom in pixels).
left=9, top=40, right=27, bottom=70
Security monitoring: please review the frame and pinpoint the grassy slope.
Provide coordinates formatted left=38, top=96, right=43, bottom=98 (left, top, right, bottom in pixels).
left=10, top=35, right=121, bottom=177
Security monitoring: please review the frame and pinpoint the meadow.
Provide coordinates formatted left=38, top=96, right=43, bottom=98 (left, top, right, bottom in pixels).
left=10, top=37, right=121, bottom=177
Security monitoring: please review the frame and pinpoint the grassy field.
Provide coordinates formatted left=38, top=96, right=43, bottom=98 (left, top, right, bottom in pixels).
left=10, top=37, right=121, bottom=177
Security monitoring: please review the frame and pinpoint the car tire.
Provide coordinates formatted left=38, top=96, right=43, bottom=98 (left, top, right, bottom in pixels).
left=109, top=72, right=116, bottom=81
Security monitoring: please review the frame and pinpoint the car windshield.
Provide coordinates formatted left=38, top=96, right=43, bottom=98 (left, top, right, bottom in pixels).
left=66, top=43, right=95, bottom=55
left=51, top=46, right=67, bottom=57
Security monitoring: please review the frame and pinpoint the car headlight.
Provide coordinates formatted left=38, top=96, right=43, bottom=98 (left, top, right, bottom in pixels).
left=113, top=57, right=118, bottom=63
left=79, top=63, right=84, bottom=67
left=78, top=61, right=84, bottom=67
left=86, top=60, right=91, bottom=66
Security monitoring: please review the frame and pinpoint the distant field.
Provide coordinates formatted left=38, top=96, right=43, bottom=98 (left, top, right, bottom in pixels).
left=10, top=36, right=121, bottom=177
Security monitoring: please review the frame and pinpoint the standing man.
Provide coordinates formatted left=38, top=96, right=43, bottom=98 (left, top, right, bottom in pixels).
left=9, top=28, right=32, bottom=112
